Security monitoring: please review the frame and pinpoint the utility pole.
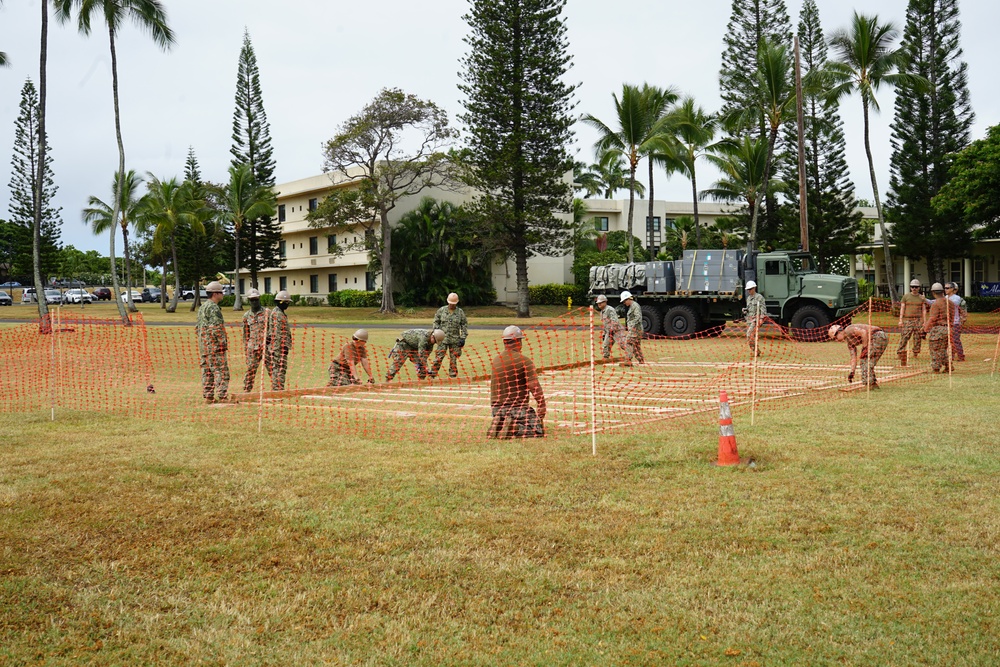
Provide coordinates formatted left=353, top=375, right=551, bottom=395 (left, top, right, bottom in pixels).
left=794, top=35, right=809, bottom=252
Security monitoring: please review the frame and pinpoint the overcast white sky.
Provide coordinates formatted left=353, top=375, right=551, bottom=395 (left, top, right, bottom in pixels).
left=1, top=0, right=997, bottom=255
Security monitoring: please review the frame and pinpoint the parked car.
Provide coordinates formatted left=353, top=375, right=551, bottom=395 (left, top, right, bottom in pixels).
left=141, top=287, right=162, bottom=303
left=0, top=281, right=21, bottom=288
left=43, top=289, right=62, bottom=305
left=21, top=287, right=36, bottom=303
left=62, top=288, right=93, bottom=304
left=120, top=290, right=143, bottom=303
left=0, top=290, right=12, bottom=306
left=91, top=287, right=112, bottom=301
left=181, top=287, right=208, bottom=300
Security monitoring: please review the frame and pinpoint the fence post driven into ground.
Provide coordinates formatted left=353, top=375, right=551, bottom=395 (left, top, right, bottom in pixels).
left=589, top=305, right=597, bottom=456
left=867, top=298, right=873, bottom=398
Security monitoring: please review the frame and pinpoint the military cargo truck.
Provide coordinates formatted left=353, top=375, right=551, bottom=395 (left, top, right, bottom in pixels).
left=588, top=249, right=859, bottom=338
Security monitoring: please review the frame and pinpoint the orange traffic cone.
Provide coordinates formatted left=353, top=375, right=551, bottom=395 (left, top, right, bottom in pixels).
left=714, top=389, right=743, bottom=466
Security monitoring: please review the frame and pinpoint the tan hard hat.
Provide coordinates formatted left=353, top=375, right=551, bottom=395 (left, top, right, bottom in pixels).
left=447, top=292, right=459, bottom=305
left=275, top=290, right=291, bottom=301
left=828, top=324, right=843, bottom=339
left=353, top=329, right=369, bottom=341
left=909, top=279, right=921, bottom=288
left=247, top=288, right=261, bottom=299
left=502, top=325, right=524, bottom=340
left=595, top=294, right=608, bottom=303
left=930, top=282, right=944, bottom=292
left=205, top=281, right=224, bottom=293
left=431, top=329, right=446, bottom=343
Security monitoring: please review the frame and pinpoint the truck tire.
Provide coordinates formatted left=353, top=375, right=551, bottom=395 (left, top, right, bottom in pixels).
left=663, top=305, right=700, bottom=338
left=640, top=304, right=663, bottom=336
left=790, top=305, right=831, bottom=340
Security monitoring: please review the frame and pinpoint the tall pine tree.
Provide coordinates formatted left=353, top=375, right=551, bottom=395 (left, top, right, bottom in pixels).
left=459, top=0, right=577, bottom=317
left=779, top=0, right=861, bottom=273
left=179, top=147, right=231, bottom=310
left=887, top=0, right=974, bottom=282
left=230, top=30, right=281, bottom=298
left=718, top=0, right=793, bottom=248
left=7, top=78, right=61, bottom=280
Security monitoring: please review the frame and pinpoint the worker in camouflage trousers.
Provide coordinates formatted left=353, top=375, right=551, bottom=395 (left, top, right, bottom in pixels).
left=945, top=282, right=967, bottom=361
left=241, top=289, right=268, bottom=392
left=923, top=283, right=957, bottom=373
left=429, top=292, right=468, bottom=378
left=896, top=279, right=926, bottom=366
left=196, top=281, right=229, bottom=403
left=265, top=290, right=292, bottom=391
left=621, top=290, right=644, bottom=365
left=829, top=323, right=889, bottom=387
left=595, top=294, right=624, bottom=359
left=328, top=329, right=375, bottom=386
left=385, top=328, right=445, bottom=381
left=744, top=280, right=767, bottom=356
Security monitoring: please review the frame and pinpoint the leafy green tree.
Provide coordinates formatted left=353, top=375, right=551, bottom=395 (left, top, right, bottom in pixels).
left=140, top=176, right=204, bottom=312
left=703, top=135, right=782, bottom=242
left=932, top=125, right=1000, bottom=239
left=887, top=0, right=975, bottom=282
left=827, top=12, right=918, bottom=303
left=779, top=0, right=862, bottom=273
left=83, top=170, right=144, bottom=316
left=229, top=30, right=281, bottom=293
left=459, top=0, right=577, bottom=317
left=664, top=97, right=718, bottom=248
left=222, top=163, right=276, bottom=310
left=390, top=198, right=495, bottom=306
left=314, top=88, right=456, bottom=313
left=0, top=219, right=30, bottom=281
left=0, top=1, right=8, bottom=67
left=177, top=148, right=232, bottom=310
left=7, top=78, right=62, bottom=282
left=57, top=0, right=174, bottom=319
left=574, top=158, right=645, bottom=199
left=583, top=83, right=673, bottom=263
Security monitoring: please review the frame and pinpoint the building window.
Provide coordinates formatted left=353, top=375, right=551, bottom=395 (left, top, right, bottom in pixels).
left=279, top=276, right=287, bottom=291
left=974, top=258, right=985, bottom=284
left=309, top=236, right=318, bottom=255
left=354, top=277, right=357, bottom=284
left=765, top=260, right=786, bottom=275
left=646, top=216, right=661, bottom=232
left=366, top=271, right=376, bottom=291
left=664, top=218, right=676, bottom=230
left=264, top=277, right=271, bottom=294
left=328, top=273, right=337, bottom=292
left=278, top=204, right=286, bottom=222
left=594, top=216, right=609, bottom=232
left=279, top=240, right=286, bottom=257
left=950, top=261, right=962, bottom=284
left=239, top=279, right=245, bottom=295
left=309, top=198, right=318, bottom=211
left=310, top=274, right=318, bottom=293
left=327, top=235, right=336, bottom=253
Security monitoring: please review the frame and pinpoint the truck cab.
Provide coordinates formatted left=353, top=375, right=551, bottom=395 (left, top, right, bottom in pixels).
left=753, top=251, right=859, bottom=333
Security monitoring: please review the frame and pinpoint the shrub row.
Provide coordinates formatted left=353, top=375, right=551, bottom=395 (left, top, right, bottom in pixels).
left=220, top=294, right=276, bottom=307
left=528, top=283, right=588, bottom=306
left=327, top=290, right=383, bottom=308
left=964, top=296, right=1000, bottom=312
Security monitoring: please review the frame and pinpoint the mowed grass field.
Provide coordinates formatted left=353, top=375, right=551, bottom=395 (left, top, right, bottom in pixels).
left=2, top=338, right=998, bottom=666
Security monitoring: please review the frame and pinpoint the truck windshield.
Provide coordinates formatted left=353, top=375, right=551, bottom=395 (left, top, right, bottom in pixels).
left=789, top=255, right=816, bottom=274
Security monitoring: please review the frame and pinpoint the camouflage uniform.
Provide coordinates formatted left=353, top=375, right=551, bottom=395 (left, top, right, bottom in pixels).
left=846, top=327, right=888, bottom=386
left=385, top=329, right=434, bottom=381
left=487, top=347, right=545, bottom=439
left=745, top=292, right=767, bottom=354
left=241, top=307, right=269, bottom=392
left=600, top=304, right=624, bottom=359
left=327, top=341, right=368, bottom=386
left=429, top=305, right=468, bottom=378
left=896, top=292, right=925, bottom=358
left=265, top=306, right=292, bottom=391
left=624, top=301, right=644, bottom=363
left=947, top=294, right=966, bottom=360
left=196, top=299, right=229, bottom=401
left=924, top=297, right=955, bottom=373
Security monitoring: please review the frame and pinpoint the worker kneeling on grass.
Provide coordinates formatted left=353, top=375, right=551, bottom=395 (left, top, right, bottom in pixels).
left=487, top=325, right=546, bottom=439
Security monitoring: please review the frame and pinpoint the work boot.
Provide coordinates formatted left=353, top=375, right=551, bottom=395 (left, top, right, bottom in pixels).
left=897, top=351, right=907, bottom=367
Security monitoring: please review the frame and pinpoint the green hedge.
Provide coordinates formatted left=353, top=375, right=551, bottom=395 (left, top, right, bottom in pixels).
left=220, top=294, right=275, bottom=307
left=964, top=296, right=1000, bottom=312
left=528, top=283, right=588, bottom=306
left=327, top=290, right=382, bottom=308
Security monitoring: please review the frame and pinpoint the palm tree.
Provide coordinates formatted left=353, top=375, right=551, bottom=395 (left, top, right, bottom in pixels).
left=83, top=170, right=144, bottom=321
left=0, top=1, right=8, bottom=67
left=221, top=163, right=276, bottom=311
left=583, top=84, right=673, bottom=263
left=140, top=176, right=203, bottom=313
left=664, top=97, right=718, bottom=248
left=826, top=12, right=918, bottom=304
left=725, top=38, right=797, bottom=249
left=56, top=0, right=174, bottom=307
left=638, top=84, right=680, bottom=255
left=702, top=136, right=782, bottom=238
left=585, top=158, right=646, bottom=199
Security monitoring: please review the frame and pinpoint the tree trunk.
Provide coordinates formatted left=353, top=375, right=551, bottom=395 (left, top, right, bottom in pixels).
left=691, top=161, right=701, bottom=249
left=33, top=0, right=50, bottom=334
left=233, top=223, right=243, bottom=311
left=108, top=29, right=131, bottom=325
left=167, top=236, right=180, bottom=313
left=160, top=260, right=167, bottom=309
left=626, top=159, right=636, bottom=263
left=379, top=209, right=396, bottom=313
left=647, top=159, right=655, bottom=257
left=748, top=126, right=779, bottom=248
left=123, top=224, right=137, bottom=312
left=863, top=101, right=897, bottom=303
left=515, top=241, right=530, bottom=318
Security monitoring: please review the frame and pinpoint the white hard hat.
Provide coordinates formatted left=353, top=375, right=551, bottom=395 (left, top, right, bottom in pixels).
left=247, top=288, right=261, bottom=299
left=502, top=325, right=523, bottom=340
left=447, top=292, right=459, bottom=305
left=828, top=324, right=843, bottom=339
left=205, top=281, right=224, bottom=293
left=275, top=290, right=291, bottom=302
left=595, top=294, right=608, bottom=303
left=930, top=282, right=944, bottom=292
left=745, top=280, right=758, bottom=290
left=353, top=328, right=369, bottom=341
left=431, top=329, right=446, bottom=343
left=620, top=290, right=633, bottom=301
